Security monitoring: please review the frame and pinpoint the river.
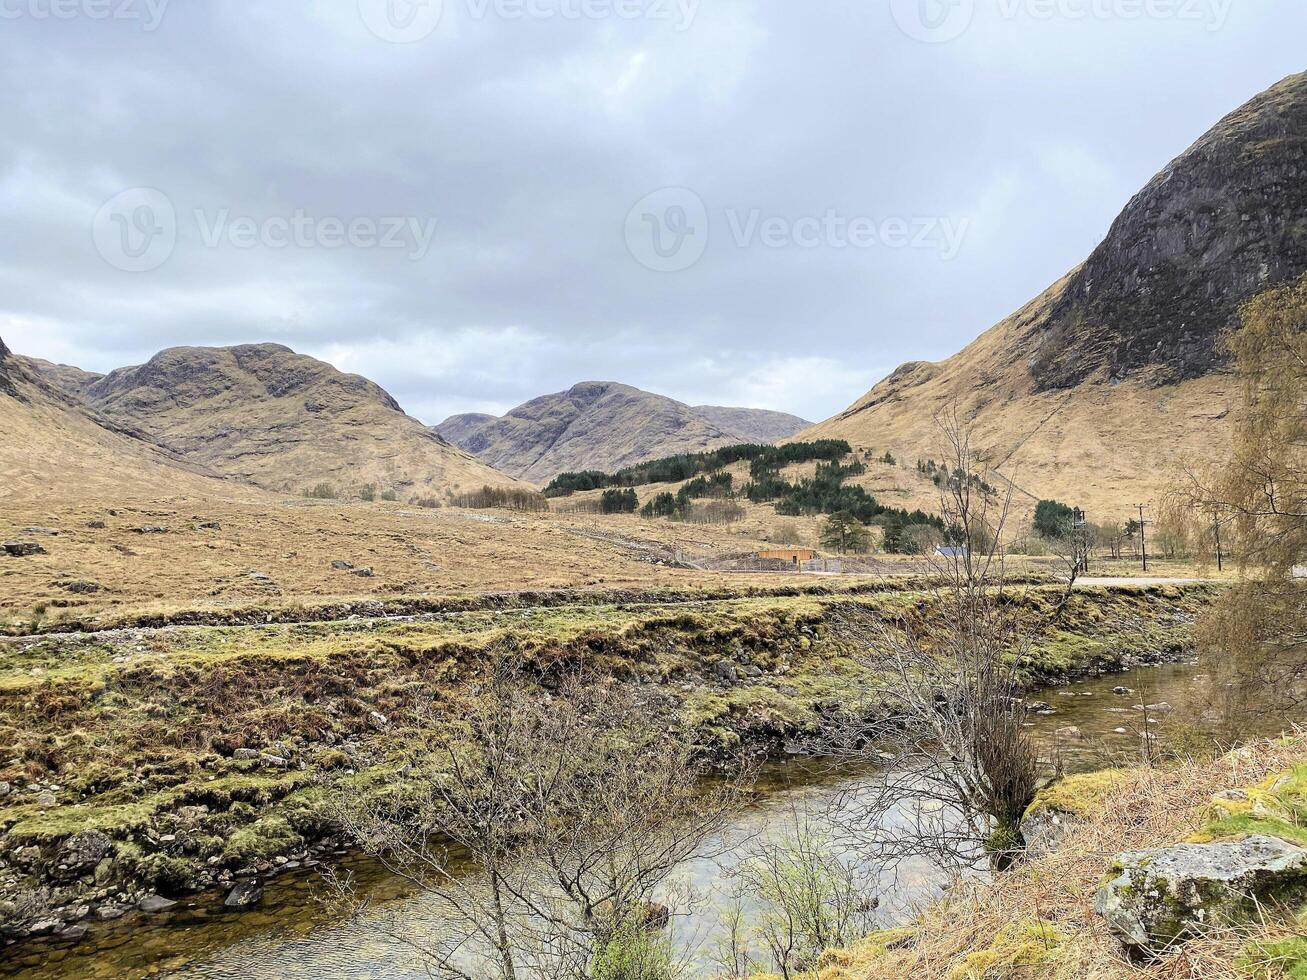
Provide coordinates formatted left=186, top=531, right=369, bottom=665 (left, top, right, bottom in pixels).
left=3, top=660, right=1296, bottom=979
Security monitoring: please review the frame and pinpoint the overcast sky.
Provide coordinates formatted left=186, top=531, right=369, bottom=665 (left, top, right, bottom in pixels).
left=1, top=1, right=1303, bottom=424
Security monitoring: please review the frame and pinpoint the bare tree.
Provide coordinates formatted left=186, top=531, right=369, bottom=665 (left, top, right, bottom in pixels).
left=716, top=806, right=877, bottom=979
left=827, top=408, right=1040, bottom=870
left=327, top=658, right=752, bottom=979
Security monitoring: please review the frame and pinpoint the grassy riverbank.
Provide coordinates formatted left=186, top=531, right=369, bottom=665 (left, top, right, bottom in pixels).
left=0, top=582, right=1215, bottom=939
left=766, top=734, right=1307, bottom=980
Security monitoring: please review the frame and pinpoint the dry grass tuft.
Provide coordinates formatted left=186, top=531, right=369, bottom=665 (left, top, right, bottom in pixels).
left=807, top=732, right=1307, bottom=980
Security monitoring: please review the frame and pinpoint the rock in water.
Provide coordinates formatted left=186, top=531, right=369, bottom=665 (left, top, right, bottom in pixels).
left=224, top=879, right=264, bottom=910
left=1095, top=835, right=1307, bottom=954
left=137, top=894, right=177, bottom=913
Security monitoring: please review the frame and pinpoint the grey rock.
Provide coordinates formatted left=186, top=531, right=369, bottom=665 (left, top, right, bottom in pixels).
left=132, top=525, right=168, bottom=534
left=350, top=567, right=374, bottom=578
left=1113, top=686, right=1132, bottom=695
left=248, top=572, right=273, bottom=583
left=1095, top=835, right=1307, bottom=954
left=0, top=781, right=9, bottom=799
left=22, top=527, right=59, bottom=536
left=368, top=711, right=389, bottom=731
left=223, top=879, right=264, bottom=910
left=232, top=748, right=261, bottom=761
left=57, top=831, right=114, bottom=875
left=60, top=924, right=89, bottom=942
left=330, top=560, right=354, bottom=570
left=137, top=894, right=177, bottom=913
left=87, top=520, right=107, bottom=529
left=260, top=754, right=289, bottom=768
left=197, top=521, right=221, bottom=530
left=3, top=541, right=46, bottom=557
left=1055, top=726, right=1085, bottom=740
left=62, top=580, right=101, bottom=594
left=711, top=661, right=738, bottom=683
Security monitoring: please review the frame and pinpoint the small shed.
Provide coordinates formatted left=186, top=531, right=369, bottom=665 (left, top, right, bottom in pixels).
left=935, top=545, right=969, bottom=559
left=758, top=548, right=816, bottom=567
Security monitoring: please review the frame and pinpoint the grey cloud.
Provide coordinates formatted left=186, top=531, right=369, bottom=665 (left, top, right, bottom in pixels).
left=2, top=1, right=1304, bottom=423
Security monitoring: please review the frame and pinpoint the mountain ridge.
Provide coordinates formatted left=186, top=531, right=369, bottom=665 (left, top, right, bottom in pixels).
left=29, top=343, right=527, bottom=498
left=435, top=381, right=810, bottom=485
left=801, top=71, right=1307, bottom=520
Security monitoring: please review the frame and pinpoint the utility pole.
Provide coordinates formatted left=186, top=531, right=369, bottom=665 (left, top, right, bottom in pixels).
left=1213, top=514, right=1224, bottom=573
left=1137, top=503, right=1151, bottom=573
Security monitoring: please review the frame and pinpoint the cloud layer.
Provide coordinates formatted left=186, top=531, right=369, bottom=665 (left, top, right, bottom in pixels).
left=2, top=0, right=1303, bottom=423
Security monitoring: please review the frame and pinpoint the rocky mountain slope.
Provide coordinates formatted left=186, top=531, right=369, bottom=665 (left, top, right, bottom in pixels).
left=436, top=382, right=810, bottom=485
left=802, top=72, right=1307, bottom=521
left=0, top=336, right=249, bottom=504
left=32, top=344, right=525, bottom=498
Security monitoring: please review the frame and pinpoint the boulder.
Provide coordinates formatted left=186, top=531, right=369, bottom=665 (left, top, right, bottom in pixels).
left=224, top=878, right=264, bottom=910
left=137, top=894, right=177, bottom=913
left=3, top=541, right=46, bottom=557
left=131, top=525, right=168, bottom=534
left=330, top=560, right=354, bottom=570
left=56, top=830, right=114, bottom=877
left=1095, top=835, right=1307, bottom=954
left=350, top=567, right=374, bottom=578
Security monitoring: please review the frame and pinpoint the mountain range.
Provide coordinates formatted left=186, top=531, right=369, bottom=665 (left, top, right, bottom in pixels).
left=435, top=382, right=810, bottom=484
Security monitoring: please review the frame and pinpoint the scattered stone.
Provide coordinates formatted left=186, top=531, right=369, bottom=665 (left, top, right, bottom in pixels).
left=350, top=567, right=374, bottom=578
left=137, top=894, right=177, bottom=913
left=59, top=925, right=88, bottom=942
left=1113, top=686, right=1133, bottom=696
left=3, top=541, right=46, bottom=557
left=29, top=920, right=63, bottom=936
left=712, top=661, right=738, bottom=684
left=1055, top=726, right=1085, bottom=740
left=131, top=525, right=168, bottom=534
left=369, top=711, right=389, bottom=731
left=260, top=754, right=289, bottom=769
left=330, top=560, right=354, bottom=570
left=1026, top=701, right=1052, bottom=712
left=224, top=879, right=264, bottom=910
left=61, top=580, right=100, bottom=594
left=232, top=748, right=261, bottom=761
left=1095, top=836, right=1307, bottom=954
left=0, top=781, right=9, bottom=799
left=197, top=521, right=221, bottom=530
left=248, top=572, right=273, bottom=584
left=87, top=520, right=107, bottom=529
left=1113, top=727, right=1129, bottom=734
left=22, top=527, right=59, bottom=536
left=1214, top=789, right=1249, bottom=802
left=97, top=906, right=125, bottom=920
left=35, top=791, right=56, bottom=806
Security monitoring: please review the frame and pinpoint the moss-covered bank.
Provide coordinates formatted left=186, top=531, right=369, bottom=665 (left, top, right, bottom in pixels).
left=0, top=582, right=1214, bottom=940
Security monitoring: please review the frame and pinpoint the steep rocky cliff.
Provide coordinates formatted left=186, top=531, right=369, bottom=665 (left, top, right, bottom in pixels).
left=802, top=72, right=1307, bottom=520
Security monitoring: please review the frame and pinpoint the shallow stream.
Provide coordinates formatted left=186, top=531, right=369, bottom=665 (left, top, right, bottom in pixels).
left=4, top=660, right=1296, bottom=979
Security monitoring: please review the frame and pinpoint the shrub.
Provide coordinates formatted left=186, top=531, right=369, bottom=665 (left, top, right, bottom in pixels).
left=302, top=483, right=338, bottom=500
left=379, top=489, right=399, bottom=502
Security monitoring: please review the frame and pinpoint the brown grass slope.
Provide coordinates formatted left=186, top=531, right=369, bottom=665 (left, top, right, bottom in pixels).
left=37, top=343, right=527, bottom=499
left=437, top=381, right=809, bottom=485
left=0, top=335, right=256, bottom=506
left=803, top=71, right=1307, bottom=523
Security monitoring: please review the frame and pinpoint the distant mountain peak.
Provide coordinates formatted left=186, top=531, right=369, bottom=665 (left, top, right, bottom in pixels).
left=436, top=383, right=810, bottom=484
